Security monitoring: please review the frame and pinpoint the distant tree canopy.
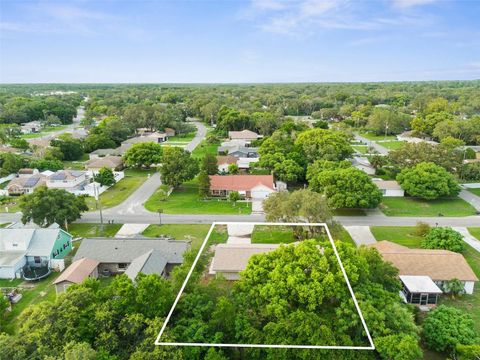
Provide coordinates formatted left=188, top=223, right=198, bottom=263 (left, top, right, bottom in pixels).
left=123, top=142, right=163, bottom=168
left=50, top=133, right=84, bottom=161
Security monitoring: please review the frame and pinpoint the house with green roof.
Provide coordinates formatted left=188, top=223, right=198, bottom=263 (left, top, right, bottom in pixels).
left=0, top=227, right=73, bottom=279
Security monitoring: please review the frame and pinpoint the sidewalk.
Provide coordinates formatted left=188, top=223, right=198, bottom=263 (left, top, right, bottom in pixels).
left=452, top=227, right=480, bottom=252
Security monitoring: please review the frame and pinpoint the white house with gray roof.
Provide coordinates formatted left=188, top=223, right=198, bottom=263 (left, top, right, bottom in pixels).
left=73, top=238, right=190, bottom=280
left=46, top=170, right=88, bottom=192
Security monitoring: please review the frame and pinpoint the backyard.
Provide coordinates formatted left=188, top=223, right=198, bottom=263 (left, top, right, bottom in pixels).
left=144, top=179, right=252, bottom=215
left=86, top=168, right=154, bottom=210
left=380, top=197, right=476, bottom=217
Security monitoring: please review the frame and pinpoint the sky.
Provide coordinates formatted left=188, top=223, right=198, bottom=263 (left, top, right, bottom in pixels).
left=0, top=0, right=479, bottom=83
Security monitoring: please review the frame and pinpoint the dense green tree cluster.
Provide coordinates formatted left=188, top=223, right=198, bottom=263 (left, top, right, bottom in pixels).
left=421, top=227, right=465, bottom=253
left=123, top=142, right=163, bottom=169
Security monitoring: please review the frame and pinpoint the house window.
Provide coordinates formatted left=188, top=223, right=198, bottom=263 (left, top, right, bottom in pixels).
left=34, top=256, right=41, bottom=264
left=118, top=263, right=128, bottom=270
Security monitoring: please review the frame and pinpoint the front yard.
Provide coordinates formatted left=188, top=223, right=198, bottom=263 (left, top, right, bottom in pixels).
left=358, top=131, right=397, bottom=141
left=467, top=188, right=480, bottom=197
left=380, top=197, right=476, bottom=217
left=370, top=226, right=424, bottom=248
left=86, top=168, right=154, bottom=210
left=251, top=226, right=295, bottom=244
left=144, top=179, right=252, bottom=215
left=378, top=140, right=405, bottom=150
left=468, top=227, right=480, bottom=241
left=67, top=223, right=122, bottom=238
left=142, top=224, right=228, bottom=249
left=191, top=140, right=219, bottom=159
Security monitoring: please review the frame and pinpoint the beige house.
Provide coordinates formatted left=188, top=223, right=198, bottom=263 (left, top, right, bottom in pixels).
left=228, top=130, right=260, bottom=141
left=53, top=258, right=100, bottom=294
left=370, top=241, right=478, bottom=305
left=7, top=174, right=47, bottom=195
left=85, top=156, right=123, bottom=172
left=216, top=155, right=238, bottom=173
left=209, top=243, right=279, bottom=280
left=373, top=180, right=405, bottom=197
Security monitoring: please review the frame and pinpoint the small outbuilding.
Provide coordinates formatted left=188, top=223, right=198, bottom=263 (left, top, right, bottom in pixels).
left=53, top=258, right=100, bottom=294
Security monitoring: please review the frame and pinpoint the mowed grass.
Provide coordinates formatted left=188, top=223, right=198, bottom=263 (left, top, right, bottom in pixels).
left=165, top=132, right=196, bottom=143
left=468, top=188, right=480, bottom=197
left=468, top=227, right=480, bottom=241
left=352, top=145, right=368, bottom=154
left=380, top=197, right=476, bottom=217
left=191, top=140, right=219, bottom=159
left=86, top=168, right=154, bottom=210
left=142, top=224, right=228, bottom=249
left=2, top=272, right=59, bottom=334
left=379, top=140, right=405, bottom=150
left=370, top=226, right=424, bottom=248
left=0, top=198, right=22, bottom=213
left=358, top=131, right=397, bottom=141
left=67, top=223, right=122, bottom=238
left=251, top=226, right=295, bottom=244
left=20, top=125, right=68, bottom=139
left=145, top=179, right=251, bottom=215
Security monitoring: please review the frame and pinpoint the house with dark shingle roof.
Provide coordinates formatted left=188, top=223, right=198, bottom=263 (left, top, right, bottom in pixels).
left=73, top=238, right=190, bottom=280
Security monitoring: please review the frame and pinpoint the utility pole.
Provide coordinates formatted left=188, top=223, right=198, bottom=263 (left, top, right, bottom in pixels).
left=94, top=182, right=104, bottom=233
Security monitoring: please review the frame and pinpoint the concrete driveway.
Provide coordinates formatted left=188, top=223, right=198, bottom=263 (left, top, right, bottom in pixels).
left=344, top=226, right=377, bottom=246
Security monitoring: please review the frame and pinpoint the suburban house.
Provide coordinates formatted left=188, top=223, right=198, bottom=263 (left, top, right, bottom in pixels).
left=123, top=132, right=169, bottom=146
left=226, top=146, right=259, bottom=158
left=351, top=157, right=376, bottom=175
left=85, top=156, right=123, bottom=173
left=46, top=170, right=88, bottom=191
left=73, top=238, right=190, bottom=280
left=89, top=148, right=122, bottom=159
left=209, top=243, right=280, bottom=280
left=209, top=174, right=280, bottom=199
left=21, top=121, right=42, bottom=134
left=370, top=241, right=478, bottom=305
left=373, top=179, right=405, bottom=197
left=228, top=130, right=261, bottom=141
left=53, top=258, right=100, bottom=294
left=216, top=155, right=238, bottom=173
left=6, top=173, right=47, bottom=195
left=17, top=168, right=39, bottom=177
left=0, top=227, right=73, bottom=279
left=237, top=157, right=260, bottom=170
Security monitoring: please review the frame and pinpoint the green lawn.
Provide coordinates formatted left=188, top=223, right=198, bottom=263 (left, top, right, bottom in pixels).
left=0, top=222, right=11, bottom=228
left=165, top=132, right=196, bottom=143
left=467, top=188, right=480, bottom=197
left=0, top=198, right=22, bottom=213
left=67, top=223, right=122, bottom=238
left=144, top=179, right=251, bottom=215
left=86, top=169, right=154, bottom=210
left=2, top=272, right=59, bottom=334
left=370, top=226, right=424, bottom=248
left=142, top=224, right=228, bottom=249
left=379, top=140, right=405, bottom=150
left=358, top=131, right=397, bottom=141
left=20, top=125, right=68, bottom=139
left=334, top=208, right=367, bottom=216
left=63, top=153, right=89, bottom=170
left=380, top=197, right=476, bottom=217
left=191, top=140, right=219, bottom=159
left=0, top=278, right=23, bottom=288
left=468, top=227, right=480, bottom=241
left=352, top=145, right=368, bottom=154
left=251, top=226, right=295, bottom=244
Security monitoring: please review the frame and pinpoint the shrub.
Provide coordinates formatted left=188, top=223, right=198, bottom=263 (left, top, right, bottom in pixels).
left=421, top=227, right=465, bottom=253
left=413, top=221, right=430, bottom=237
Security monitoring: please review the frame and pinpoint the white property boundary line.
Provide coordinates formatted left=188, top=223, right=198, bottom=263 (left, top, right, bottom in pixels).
left=155, top=222, right=375, bottom=350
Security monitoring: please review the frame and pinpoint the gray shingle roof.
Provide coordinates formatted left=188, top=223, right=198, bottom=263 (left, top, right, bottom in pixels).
left=73, top=238, right=189, bottom=268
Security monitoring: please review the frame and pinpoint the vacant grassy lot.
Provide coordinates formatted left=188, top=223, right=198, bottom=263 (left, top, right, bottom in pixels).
left=469, top=227, right=480, bottom=241
left=142, top=224, right=228, bottom=248
left=86, top=169, right=154, bottom=210
left=370, top=226, right=424, bottom=248
left=468, top=188, right=480, bottom=197
left=380, top=197, right=476, bottom=217
left=145, top=179, right=251, bottom=215
left=379, top=140, right=405, bottom=150
left=68, top=223, right=122, bottom=238
left=251, top=226, right=295, bottom=244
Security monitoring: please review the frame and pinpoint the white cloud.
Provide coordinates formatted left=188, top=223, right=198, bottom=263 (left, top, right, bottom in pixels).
left=392, top=0, right=438, bottom=8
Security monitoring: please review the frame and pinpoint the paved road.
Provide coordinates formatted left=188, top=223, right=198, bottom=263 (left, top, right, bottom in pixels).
left=354, top=133, right=389, bottom=155
left=185, top=121, right=207, bottom=152
left=459, top=189, right=480, bottom=212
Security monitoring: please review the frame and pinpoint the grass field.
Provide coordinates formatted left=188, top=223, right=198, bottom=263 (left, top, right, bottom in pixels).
left=145, top=179, right=251, bottom=215
left=67, top=223, right=122, bottom=238
left=165, top=132, right=195, bottom=143
left=1, top=272, right=59, bottom=334
left=142, top=224, right=228, bottom=248
left=379, top=140, right=405, bottom=150
left=370, top=226, right=424, bottom=248
left=467, top=188, right=480, bottom=197
left=191, top=140, right=219, bottom=159
left=0, top=198, right=21, bottom=213
left=468, top=227, right=480, bottom=241
left=358, top=131, right=397, bottom=141
left=380, top=197, right=476, bottom=217
left=20, top=125, right=68, bottom=139
left=251, top=226, right=295, bottom=244
left=352, top=145, right=368, bottom=154
left=86, top=168, right=154, bottom=210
